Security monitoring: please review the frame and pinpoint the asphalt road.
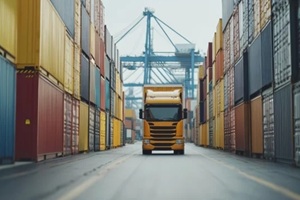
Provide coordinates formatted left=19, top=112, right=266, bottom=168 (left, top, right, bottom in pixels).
left=1, top=142, right=300, bottom=200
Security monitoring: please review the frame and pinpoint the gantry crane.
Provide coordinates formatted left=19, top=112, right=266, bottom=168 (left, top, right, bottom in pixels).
left=116, top=8, right=204, bottom=109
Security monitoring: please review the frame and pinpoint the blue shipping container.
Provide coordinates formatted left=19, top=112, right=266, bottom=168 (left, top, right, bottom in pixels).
left=95, top=67, right=101, bottom=107
left=0, top=56, right=16, bottom=164
left=81, top=5, right=90, bottom=57
left=105, top=79, right=111, bottom=110
left=80, top=53, right=90, bottom=101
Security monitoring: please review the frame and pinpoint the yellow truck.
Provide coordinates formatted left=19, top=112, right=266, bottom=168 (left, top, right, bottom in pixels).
left=139, top=85, right=187, bottom=155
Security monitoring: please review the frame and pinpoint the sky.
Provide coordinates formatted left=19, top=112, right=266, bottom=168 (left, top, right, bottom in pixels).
left=102, top=0, right=222, bottom=105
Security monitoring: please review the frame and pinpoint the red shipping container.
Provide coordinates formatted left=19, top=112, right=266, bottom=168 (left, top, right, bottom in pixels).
left=206, top=42, right=213, bottom=68
left=100, top=38, right=105, bottom=76
left=216, top=50, right=224, bottom=82
left=100, top=76, right=106, bottom=111
left=235, top=102, right=250, bottom=154
left=16, top=70, right=64, bottom=161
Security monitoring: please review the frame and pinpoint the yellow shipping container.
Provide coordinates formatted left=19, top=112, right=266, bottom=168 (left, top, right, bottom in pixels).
left=17, top=0, right=65, bottom=84
left=212, top=32, right=216, bottom=62
left=219, top=112, right=225, bottom=149
left=74, top=0, right=81, bottom=46
left=125, top=109, right=136, bottom=119
left=213, top=87, right=216, bottom=118
left=199, top=123, right=208, bottom=146
left=120, top=98, right=124, bottom=121
left=74, top=44, right=81, bottom=100
left=64, top=33, right=74, bottom=94
left=114, top=92, right=118, bottom=119
left=212, top=62, right=216, bottom=88
left=260, top=0, right=271, bottom=30
left=79, top=101, right=89, bottom=151
left=216, top=79, right=225, bottom=114
left=113, top=119, right=121, bottom=147
left=100, top=111, right=106, bottom=150
left=0, top=0, right=17, bottom=58
left=198, top=65, right=205, bottom=80
left=90, top=24, right=96, bottom=58
left=216, top=18, right=223, bottom=53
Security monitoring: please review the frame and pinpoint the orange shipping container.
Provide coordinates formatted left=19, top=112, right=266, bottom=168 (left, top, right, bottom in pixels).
left=251, top=96, right=263, bottom=154
left=235, top=102, right=250, bottom=154
left=0, top=0, right=17, bottom=58
left=215, top=50, right=224, bottom=82
left=17, top=0, right=65, bottom=84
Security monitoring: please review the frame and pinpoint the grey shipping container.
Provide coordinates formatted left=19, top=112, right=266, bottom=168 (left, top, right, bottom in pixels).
left=105, top=79, right=111, bottom=110
left=263, top=88, right=275, bottom=159
left=248, top=0, right=254, bottom=43
left=222, top=0, right=235, bottom=30
left=95, top=108, right=100, bottom=151
left=248, top=34, right=262, bottom=97
left=105, top=56, right=110, bottom=80
left=0, top=56, right=16, bottom=164
left=105, top=25, right=112, bottom=60
left=81, top=5, right=90, bottom=57
left=274, top=84, right=293, bottom=164
left=50, top=0, right=75, bottom=38
left=90, top=62, right=96, bottom=104
left=80, top=53, right=90, bottom=101
left=294, top=81, right=300, bottom=166
left=89, top=105, right=95, bottom=151
left=234, top=53, right=249, bottom=104
left=261, top=22, right=273, bottom=88
left=240, top=0, right=249, bottom=52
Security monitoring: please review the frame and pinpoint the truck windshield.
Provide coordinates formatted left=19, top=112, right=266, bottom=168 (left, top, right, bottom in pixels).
left=145, top=105, right=181, bottom=121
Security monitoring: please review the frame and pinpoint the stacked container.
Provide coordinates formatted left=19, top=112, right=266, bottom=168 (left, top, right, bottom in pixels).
left=124, top=109, right=136, bottom=144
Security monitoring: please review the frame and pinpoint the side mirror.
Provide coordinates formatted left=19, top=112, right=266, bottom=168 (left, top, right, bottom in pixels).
left=183, top=108, right=188, bottom=119
left=139, top=109, right=143, bottom=119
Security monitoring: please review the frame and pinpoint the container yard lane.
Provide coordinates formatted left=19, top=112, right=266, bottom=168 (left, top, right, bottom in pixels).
left=1, top=143, right=300, bottom=200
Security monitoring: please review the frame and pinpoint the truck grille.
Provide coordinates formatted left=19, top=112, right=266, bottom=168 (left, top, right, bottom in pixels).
left=149, top=123, right=177, bottom=138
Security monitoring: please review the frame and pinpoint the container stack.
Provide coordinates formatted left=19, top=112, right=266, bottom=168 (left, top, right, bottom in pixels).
left=124, top=109, right=137, bottom=144
left=0, top=0, right=124, bottom=164
left=0, top=0, right=17, bottom=164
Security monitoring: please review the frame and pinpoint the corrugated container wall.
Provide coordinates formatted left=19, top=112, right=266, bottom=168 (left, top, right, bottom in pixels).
left=50, top=0, right=75, bottom=38
left=95, top=67, right=101, bottom=107
left=90, top=24, right=96, bottom=59
left=233, top=6, right=240, bottom=64
left=105, top=26, right=112, bottom=60
left=206, top=43, right=213, bottom=68
left=64, top=94, right=73, bottom=155
left=240, top=0, right=249, bottom=52
left=260, top=0, right=271, bottom=30
left=0, top=56, right=16, bottom=164
left=222, top=0, right=235, bottom=30
left=263, top=88, right=275, bottom=159
left=253, top=0, right=261, bottom=38
left=64, top=33, right=74, bottom=95
left=0, top=0, right=17, bottom=57
left=72, top=99, right=80, bottom=154
left=274, top=84, right=293, bottom=163
left=16, top=71, right=64, bottom=161
left=234, top=54, right=249, bottom=104
left=216, top=19, right=223, bottom=52
left=74, top=45, right=81, bottom=100
left=100, top=111, right=106, bottom=150
left=81, top=5, right=90, bottom=57
left=17, top=0, right=65, bottom=84
left=224, top=18, right=231, bottom=73
left=235, top=102, right=250, bottom=154
left=74, top=0, right=81, bottom=46
left=100, top=39, right=105, bottom=76
left=79, top=101, right=89, bottom=152
left=89, top=62, right=96, bottom=104
left=105, top=79, right=110, bottom=110
left=261, top=22, right=273, bottom=88
left=80, top=54, right=89, bottom=101
left=248, top=0, right=255, bottom=43
left=251, top=96, right=263, bottom=154
left=95, top=108, right=100, bottom=151
left=100, top=76, right=106, bottom=110
left=294, top=82, right=300, bottom=166
left=89, top=105, right=95, bottom=151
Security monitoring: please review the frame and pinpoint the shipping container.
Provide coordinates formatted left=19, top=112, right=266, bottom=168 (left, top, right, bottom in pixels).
left=216, top=19, right=223, bottom=52
left=230, top=107, right=236, bottom=152
left=253, top=0, right=261, bottom=38
left=0, top=0, right=17, bottom=58
left=216, top=112, right=225, bottom=149
left=230, top=14, right=234, bottom=67
left=105, top=56, right=110, bottom=80
left=81, top=4, right=90, bottom=57
left=199, top=124, right=207, bottom=146
left=224, top=108, right=231, bottom=151
left=64, top=33, right=74, bottom=95
left=64, top=93, right=73, bottom=155
left=216, top=79, right=225, bottom=114
left=274, top=84, right=293, bottom=163
left=16, top=71, right=64, bottom=161
left=100, top=110, right=106, bottom=150
left=105, top=79, right=111, bottom=110
left=74, top=0, right=81, bottom=46
left=95, top=34, right=101, bottom=67
left=85, top=0, right=91, bottom=15
left=81, top=53, right=90, bottom=101
left=17, top=0, right=65, bottom=84
left=74, top=45, right=81, bottom=100
left=100, top=39, right=105, bottom=77
left=240, top=0, right=249, bottom=52
left=95, top=108, right=100, bottom=151
left=0, top=56, right=16, bottom=164
left=89, top=105, right=95, bottom=151
left=261, top=22, right=273, bottom=88
left=233, top=6, right=240, bottom=64
left=222, top=0, right=234, bottom=30
left=216, top=50, right=224, bottom=82
left=89, top=61, right=96, bottom=104
left=262, top=88, right=274, bottom=159
left=248, top=35, right=262, bottom=97
left=260, top=0, right=271, bottom=30
left=105, top=26, right=112, bottom=60
left=106, top=112, right=111, bottom=149
left=100, top=76, right=106, bottom=110
left=229, top=67, right=235, bottom=108
left=95, top=67, right=101, bottom=107
left=90, top=23, right=96, bottom=59
left=206, top=43, right=213, bottom=68
left=224, top=18, right=231, bottom=73
left=79, top=101, right=88, bottom=152
left=251, top=95, right=263, bottom=155
left=272, top=0, right=292, bottom=89
left=94, top=0, right=101, bottom=34
left=234, top=54, right=249, bottom=104
left=248, top=0, right=255, bottom=43
left=224, top=73, right=229, bottom=110
left=72, top=99, right=80, bottom=154
left=90, top=0, right=95, bottom=24
left=50, top=0, right=75, bottom=38
left=235, top=102, right=250, bottom=154
left=294, top=82, right=300, bottom=166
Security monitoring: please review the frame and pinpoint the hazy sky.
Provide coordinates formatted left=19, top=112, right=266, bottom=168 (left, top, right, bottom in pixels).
left=102, top=0, right=222, bottom=56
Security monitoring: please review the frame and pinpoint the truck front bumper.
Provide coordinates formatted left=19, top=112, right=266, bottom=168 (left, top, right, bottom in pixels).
left=143, top=138, right=184, bottom=151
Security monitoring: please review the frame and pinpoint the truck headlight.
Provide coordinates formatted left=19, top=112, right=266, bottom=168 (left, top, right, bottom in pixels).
left=176, top=139, right=183, bottom=144
left=144, top=139, right=150, bottom=144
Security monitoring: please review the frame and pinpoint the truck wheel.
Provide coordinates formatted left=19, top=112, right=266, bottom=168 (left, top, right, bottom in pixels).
left=143, top=150, right=151, bottom=155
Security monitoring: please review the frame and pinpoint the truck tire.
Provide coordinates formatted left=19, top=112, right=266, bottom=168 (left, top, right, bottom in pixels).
left=174, top=150, right=184, bottom=155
